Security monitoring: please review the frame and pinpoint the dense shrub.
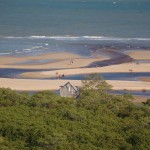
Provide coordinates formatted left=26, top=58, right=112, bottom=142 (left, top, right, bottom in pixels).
left=0, top=78, right=149, bottom=150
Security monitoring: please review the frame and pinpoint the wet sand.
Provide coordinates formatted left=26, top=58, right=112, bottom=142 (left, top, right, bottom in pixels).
left=139, top=77, right=150, bottom=82
left=87, top=49, right=132, bottom=67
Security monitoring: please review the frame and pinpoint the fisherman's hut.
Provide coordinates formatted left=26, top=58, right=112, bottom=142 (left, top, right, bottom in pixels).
left=60, top=82, right=80, bottom=98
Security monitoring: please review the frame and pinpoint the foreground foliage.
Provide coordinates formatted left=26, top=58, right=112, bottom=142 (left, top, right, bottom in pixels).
left=0, top=86, right=150, bottom=150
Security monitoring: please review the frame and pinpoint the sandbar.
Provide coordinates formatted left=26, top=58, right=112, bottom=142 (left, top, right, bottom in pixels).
left=0, top=52, right=106, bottom=69
left=0, top=52, right=82, bottom=64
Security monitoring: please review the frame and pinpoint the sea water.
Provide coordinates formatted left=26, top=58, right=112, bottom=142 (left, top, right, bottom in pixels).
left=0, top=0, right=150, bottom=56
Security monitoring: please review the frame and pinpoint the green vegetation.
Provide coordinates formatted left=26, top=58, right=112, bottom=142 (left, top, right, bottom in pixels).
left=0, top=76, right=150, bottom=150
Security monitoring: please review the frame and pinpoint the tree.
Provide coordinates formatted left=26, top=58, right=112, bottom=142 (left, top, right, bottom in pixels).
left=80, top=73, right=112, bottom=98
left=82, top=73, right=111, bottom=91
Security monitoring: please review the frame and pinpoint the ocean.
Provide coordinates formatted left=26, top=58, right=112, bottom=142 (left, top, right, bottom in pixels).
left=0, top=0, right=150, bottom=56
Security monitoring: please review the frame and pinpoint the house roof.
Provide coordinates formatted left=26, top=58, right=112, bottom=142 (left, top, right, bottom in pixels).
left=60, top=82, right=79, bottom=91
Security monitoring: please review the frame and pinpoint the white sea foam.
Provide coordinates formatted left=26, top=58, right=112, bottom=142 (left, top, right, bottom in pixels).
left=22, top=46, right=43, bottom=52
left=15, top=51, right=23, bottom=54
left=4, top=36, right=150, bottom=41
left=30, top=36, right=150, bottom=41
left=5, top=36, right=24, bottom=39
left=31, top=46, right=43, bottom=49
left=23, top=48, right=32, bottom=51
left=0, top=52, right=11, bottom=55
left=29, top=36, right=48, bottom=39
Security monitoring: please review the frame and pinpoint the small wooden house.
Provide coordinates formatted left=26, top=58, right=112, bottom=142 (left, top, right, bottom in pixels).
left=60, top=82, right=80, bottom=98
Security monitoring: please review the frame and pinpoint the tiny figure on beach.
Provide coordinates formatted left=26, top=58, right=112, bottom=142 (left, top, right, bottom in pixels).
left=59, top=74, right=65, bottom=78
left=136, top=61, right=140, bottom=65
left=56, top=72, right=65, bottom=79
left=56, top=72, right=59, bottom=79
left=70, top=59, right=74, bottom=65
left=58, top=74, right=61, bottom=79
left=130, top=58, right=133, bottom=62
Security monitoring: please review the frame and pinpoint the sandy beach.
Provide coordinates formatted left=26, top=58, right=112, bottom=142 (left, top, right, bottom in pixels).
left=0, top=50, right=150, bottom=92
left=0, top=78, right=150, bottom=91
